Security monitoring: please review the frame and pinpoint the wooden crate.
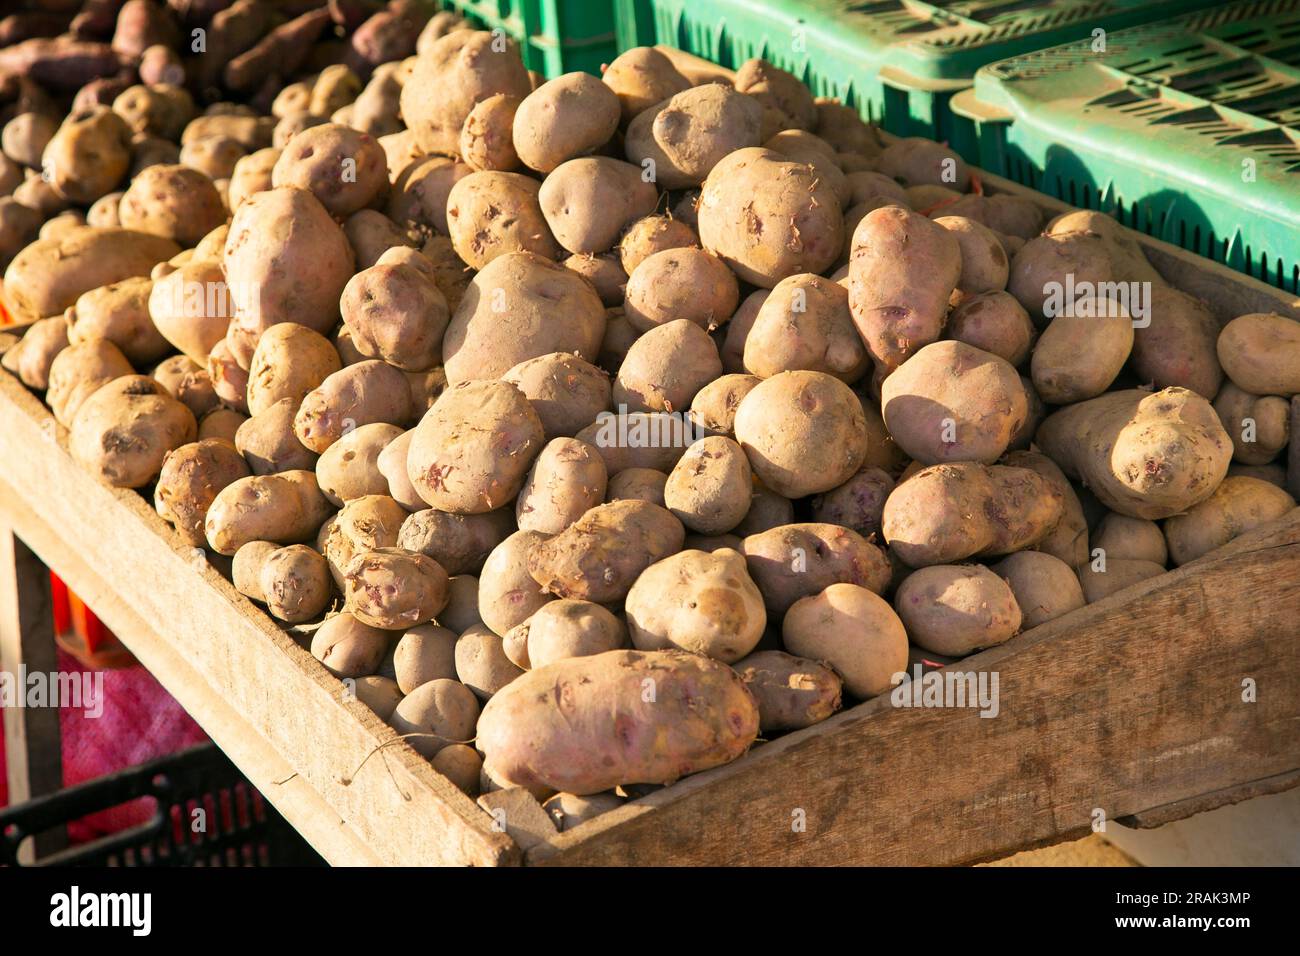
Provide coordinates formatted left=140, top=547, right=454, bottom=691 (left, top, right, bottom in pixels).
left=1, top=105, right=1298, bottom=868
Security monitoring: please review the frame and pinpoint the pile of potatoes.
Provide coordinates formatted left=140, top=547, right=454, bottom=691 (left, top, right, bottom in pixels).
left=2, top=4, right=1299, bottom=838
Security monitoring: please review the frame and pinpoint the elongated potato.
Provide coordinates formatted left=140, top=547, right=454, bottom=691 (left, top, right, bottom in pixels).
left=293, top=360, right=413, bottom=454
left=783, top=583, right=908, bottom=698
left=731, top=650, right=842, bottom=732
left=205, top=470, right=331, bottom=555
left=1001, top=449, right=1089, bottom=569
left=1031, top=307, right=1134, bottom=404
left=515, top=437, right=607, bottom=534
left=1077, top=558, right=1166, bottom=603
left=1131, top=285, right=1222, bottom=399
left=478, top=529, right=555, bottom=636
left=477, top=649, right=760, bottom=796
left=1163, top=476, right=1295, bottom=566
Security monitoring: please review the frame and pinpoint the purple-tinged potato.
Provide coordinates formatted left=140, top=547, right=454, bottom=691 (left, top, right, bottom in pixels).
left=934, top=215, right=1008, bottom=294
left=740, top=523, right=891, bottom=615
left=476, top=649, right=760, bottom=797
left=478, top=530, right=554, bottom=636
left=460, top=93, right=521, bottom=172
left=810, top=466, right=894, bottom=540
left=341, top=251, right=449, bottom=372
left=720, top=289, right=770, bottom=374
left=387, top=155, right=472, bottom=234
left=377, top=429, right=424, bottom=511
left=259, top=545, right=332, bottom=623
left=895, top=564, right=1021, bottom=657
left=876, top=137, right=970, bottom=191
left=1131, top=285, right=1223, bottom=399
left=945, top=291, right=1036, bottom=367
left=293, top=360, right=413, bottom=454
left=322, top=494, right=408, bottom=586
left=154, top=439, right=252, bottom=546
left=206, top=339, right=249, bottom=414
left=399, top=507, right=516, bottom=577
left=623, top=247, right=739, bottom=334
left=344, top=548, right=450, bottom=630
left=783, top=583, right=908, bottom=698
left=271, top=123, right=388, bottom=217
left=311, top=612, right=391, bottom=678
left=731, top=650, right=842, bottom=732
left=205, top=470, right=332, bottom=555
left=70, top=375, right=197, bottom=488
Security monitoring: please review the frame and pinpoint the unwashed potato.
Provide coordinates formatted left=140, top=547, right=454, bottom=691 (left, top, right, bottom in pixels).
left=376, top=429, right=424, bottom=511
left=613, top=319, right=722, bottom=414
left=605, top=467, right=667, bottom=506
left=393, top=624, right=459, bottom=694
left=246, top=323, right=341, bottom=417
left=515, top=438, right=607, bottom=534
left=934, top=215, right=1008, bottom=294
left=623, top=246, right=738, bottom=333
left=311, top=612, right=391, bottom=679
left=697, top=147, right=843, bottom=288
left=437, top=575, right=484, bottom=633
left=399, top=508, right=516, bottom=577
left=70, top=375, right=197, bottom=488
left=344, top=548, right=449, bottom=630
left=345, top=209, right=417, bottom=270
left=1131, top=285, right=1223, bottom=399
left=743, top=273, right=868, bottom=382
left=809, top=466, right=894, bottom=540
left=236, top=398, right=319, bottom=475
left=881, top=463, right=1065, bottom=567
left=454, top=623, right=525, bottom=700
left=154, top=354, right=221, bottom=420
left=388, top=677, right=480, bottom=758
left=601, top=47, right=690, bottom=123
left=205, top=470, right=332, bottom=555
left=459, top=93, right=521, bottom=172
left=543, top=791, right=624, bottom=831
left=617, top=214, right=698, bottom=276
left=625, top=548, right=765, bottom=664
left=733, top=371, right=867, bottom=498
left=118, top=164, right=226, bottom=247
left=741, top=523, right=891, bottom=615
left=880, top=341, right=1026, bottom=464
left=527, top=499, right=684, bottom=604
left=2, top=315, right=68, bottom=390
left=387, top=155, right=472, bottom=235
left=624, top=84, right=762, bottom=190
left=477, top=529, right=554, bottom=636
left=513, top=72, right=620, bottom=173
left=688, top=374, right=760, bottom=438
left=259, top=545, right=332, bottom=623
left=1163, top=476, right=1295, bottom=566
left=1217, top=312, right=1300, bottom=396
left=1036, top=388, right=1232, bottom=520
left=563, top=253, right=627, bottom=307
left=991, top=551, right=1085, bottom=630
left=662, top=436, right=752, bottom=534
left=783, top=583, right=908, bottom=699
left=945, top=291, right=1036, bottom=367
left=44, top=339, right=133, bottom=427
left=514, top=599, right=626, bottom=670
left=895, top=564, right=1021, bottom=656
left=539, top=157, right=657, bottom=255
left=271, top=123, right=388, bottom=217
left=1214, top=382, right=1290, bottom=466
left=501, top=352, right=611, bottom=440
left=445, top=171, right=560, bottom=270
left=1077, top=558, right=1166, bottom=603
left=316, top=422, right=404, bottom=506
left=731, top=650, right=842, bottom=732
left=66, top=276, right=170, bottom=367
left=322, top=494, right=408, bottom=586
left=154, top=439, right=252, bottom=546
left=41, top=106, right=133, bottom=204
left=1092, top=513, right=1168, bottom=566
left=294, top=360, right=413, bottom=453
left=341, top=248, right=449, bottom=372
left=1031, top=306, right=1134, bottom=404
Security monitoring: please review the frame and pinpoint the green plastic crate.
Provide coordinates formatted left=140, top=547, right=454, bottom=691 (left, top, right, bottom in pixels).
left=612, top=0, right=1221, bottom=146
left=951, top=0, right=1300, bottom=293
left=439, top=0, right=619, bottom=77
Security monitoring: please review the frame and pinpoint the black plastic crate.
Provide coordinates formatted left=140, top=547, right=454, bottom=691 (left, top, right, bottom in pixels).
left=0, top=744, right=324, bottom=867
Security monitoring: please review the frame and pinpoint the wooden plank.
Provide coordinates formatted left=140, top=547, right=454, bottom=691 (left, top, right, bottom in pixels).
left=0, top=526, right=66, bottom=862
left=0, top=372, right=518, bottom=867
left=1115, top=770, right=1300, bottom=830
left=528, top=510, right=1300, bottom=865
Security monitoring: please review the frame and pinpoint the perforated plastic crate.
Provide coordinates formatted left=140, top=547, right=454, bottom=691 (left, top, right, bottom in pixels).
left=440, top=0, right=619, bottom=77
left=612, top=0, right=1220, bottom=143
left=951, top=0, right=1300, bottom=293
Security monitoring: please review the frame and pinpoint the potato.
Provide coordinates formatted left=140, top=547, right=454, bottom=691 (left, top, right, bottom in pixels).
left=515, top=438, right=607, bottom=534
left=740, top=522, right=890, bottom=616
left=847, top=205, right=961, bottom=372
left=624, top=84, right=762, bottom=190
left=246, top=323, right=341, bottom=418
left=433, top=743, right=482, bottom=797
left=733, top=370, right=867, bottom=498
left=999, top=450, right=1087, bottom=568
left=1163, top=476, right=1295, bottom=566
left=688, top=374, right=760, bottom=438
left=198, top=408, right=246, bottom=443
left=147, top=261, right=233, bottom=364
left=539, top=157, right=657, bottom=255
left=437, top=575, right=484, bottom=634
left=68, top=375, right=196, bottom=488
left=322, top=494, right=407, bottom=585
left=719, top=289, right=769, bottom=374
left=991, top=551, right=1085, bottom=630
left=445, top=170, right=560, bottom=270
left=388, top=677, right=480, bottom=758
left=222, top=187, right=355, bottom=359
left=476, top=649, right=759, bottom=796
left=1215, top=382, right=1290, bottom=466
left=387, top=155, right=471, bottom=235
left=877, top=137, right=970, bottom=191
left=3, top=315, right=68, bottom=390
left=731, top=58, right=815, bottom=131
left=269, top=123, right=387, bottom=217
left=178, top=133, right=245, bottom=180
left=741, top=273, right=868, bottom=382
left=66, top=276, right=169, bottom=367
left=399, top=508, right=515, bottom=577
left=933, top=215, right=1008, bottom=294
left=294, top=360, right=413, bottom=454
left=1092, top=514, right=1167, bottom=566
left=3, top=112, right=58, bottom=168
left=374, top=429, right=423, bottom=511
left=154, top=354, right=220, bottom=420
left=1217, top=312, right=1300, bottom=396
left=698, top=147, right=842, bottom=288
left=809, top=466, right=894, bottom=540
left=881, top=341, right=1027, bottom=465
left=344, top=548, right=449, bottom=630
left=406, top=379, right=544, bottom=514
left=731, top=650, right=841, bottom=732
left=500, top=352, right=610, bottom=440
left=235, top=398, right=318, bottom=474
left=1077, top=558, right=1166, bottom=603
left=0, top=198, right=43, bottom=270
left=783, top=583, right=908, bottom=698
left=4, top=227, right=179, bottom=324
left=513, top=72, right=620, bottom=173
left=543, top=791, right=623, bottom=831
left=222, top=146, right=279, bottom=212
left=478, top=529, right=554, bottom=635
left=605, top=467, right=668, bottom=506
left=662, top=436, right=752, bottom=534
left=315, top=422, right=404, bottom=506
left=527, top=499, right=684, bottom=604
left=1131, top=285, right=1223, bottom=399
left=352, top=675, right=405, bottom=721
left=44, top=339, right=131, bottom=428
left=41, top=106, right=132, bottom=204
left=946, top=291, right=1035, bottom=367
left=625, top=548, right=765, bottom=663
left=602, top=48, right=691, bottom=123
left=392, top=623, right=458, bottom=694
left=732, top=482, right=794, bottom=537
left=622, top=246, right=738, bottom=334
left=259, top=545, right=331, bottom=623
left=206, top=339, right=248, bottom=414
left=232, top=540, right=279, bottom=602
left=1036, top=388, right=1232, bottom=519
left=895, top=564, right=1020, bottom=656
left=1008, top=230, right=1132, bottom=328
left=516, top=599, right=626, bottom=670
left=563, top=253, right=627, bottom=307
left=882, top=463, right=1065, bottom=567
left=763, top=132, right=850, bottom=209
left=399, top=30, right=531, bottom=156
left=85, top=192, right=123, bottom=228
left=1031, top=307, right=1134, bottom=404
left=117, top=164, right=225, bottom=247
left=459, top=93, right=521, bottom=171
left=454, top=623, right=525, bottom=700
left=154, top=439, right=252, bottom=546
left=617, top=214, right=698, bottom=276
left=341, top=252, right=449, bottom=373
left=614, top=319, right=722, bottom=414
left=311, top=612, right=391, bottom=679
left=205, top=470, right=331, bottom=555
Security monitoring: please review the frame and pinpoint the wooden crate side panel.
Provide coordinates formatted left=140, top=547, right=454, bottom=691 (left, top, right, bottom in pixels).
left=0, top=374, right=517, bottom=867
left=530, top=511, right=1300, bottom=865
